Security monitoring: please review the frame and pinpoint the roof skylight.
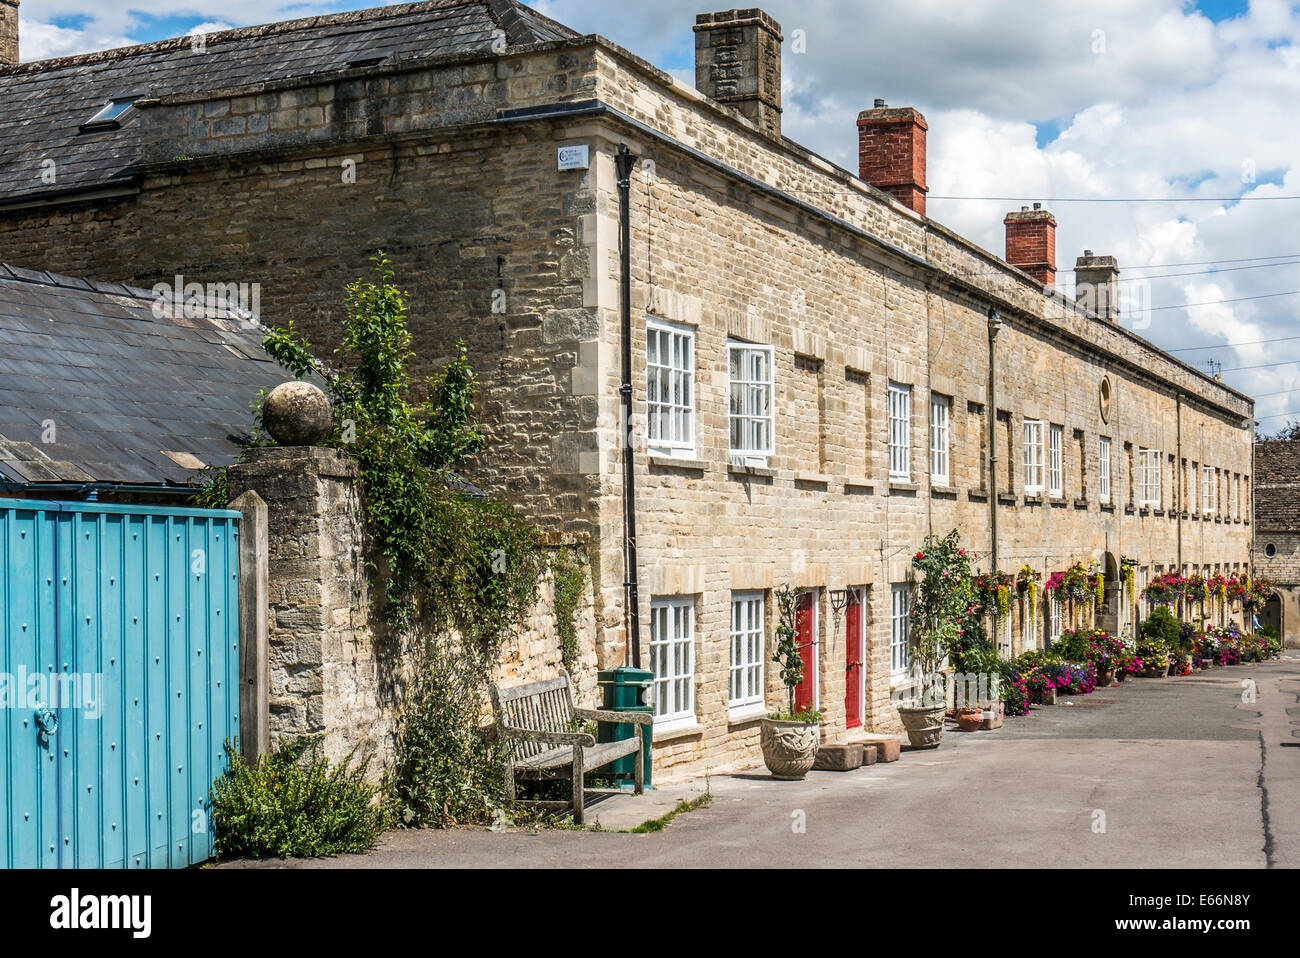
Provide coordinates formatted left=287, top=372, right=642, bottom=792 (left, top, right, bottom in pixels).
left=80, top=100, right=134, bottom=132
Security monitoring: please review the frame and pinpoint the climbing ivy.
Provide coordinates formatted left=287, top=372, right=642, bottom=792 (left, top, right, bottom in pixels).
left=551, top=546, right=589, bottom=674
left=247, top=255, right=555, bottom=825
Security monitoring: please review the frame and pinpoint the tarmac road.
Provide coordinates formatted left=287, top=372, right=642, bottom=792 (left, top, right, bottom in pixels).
left=222, top=653, right=1300, bottom=868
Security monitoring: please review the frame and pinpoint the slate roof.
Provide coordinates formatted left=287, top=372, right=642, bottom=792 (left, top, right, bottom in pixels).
left=0, top=264, right=294, bottom=486
left=0, top=0, right=577, bottom=205
left=1255, top=440, right=1300, bottom=531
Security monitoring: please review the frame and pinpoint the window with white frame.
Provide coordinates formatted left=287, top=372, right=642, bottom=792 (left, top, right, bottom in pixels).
left=1138, top=448, right=1161, bottom=507
left=728, top=341, right=774, bottom=464
left=1024, top=593, right=1038, bottom=651
left=728, top=592, right=765, bottom=715
left=649, top=597, right=694, bottom=726
left=1230, top=474, right=1238, bottom=519
left=1048, top=423, right=1064, bottom=496
left=646, top=319, right=694, bottom=457
left=1202, top=464, right=1216, bottom=516
left=929, top=394, right=951, bottom=484
left=890, top=583, right=912, bottom=674
left=1023, top=419, right=1044, bottom=492
left=1099, top=436, right=1111, bottom=503
left=888, top=382, right=911, bottom=480
left=1049, top=593, right=1063, bottom=644
left=997, top=610, right=1012, bottom=657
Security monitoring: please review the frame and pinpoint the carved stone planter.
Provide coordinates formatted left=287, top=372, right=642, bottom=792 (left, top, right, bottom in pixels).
left=760, top=718, right=820, bottom=780
left=1096, top=667, right=1116, bottom=688
left=897, top=704, right=946, bottom=749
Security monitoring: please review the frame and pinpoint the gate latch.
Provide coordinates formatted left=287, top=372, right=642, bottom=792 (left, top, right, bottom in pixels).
left=34, top=707, right=58, bottom=740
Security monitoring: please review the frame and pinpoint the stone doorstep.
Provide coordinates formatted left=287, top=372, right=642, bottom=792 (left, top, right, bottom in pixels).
left=846, top=733, right=902, bottom=762
left=813, top=743, right=863, bottom=771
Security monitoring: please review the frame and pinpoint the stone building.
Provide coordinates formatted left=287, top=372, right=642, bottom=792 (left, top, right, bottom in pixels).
left=0, top=0, right=1255, bottom=782
left=1252, top=440, right=1300, bottom=645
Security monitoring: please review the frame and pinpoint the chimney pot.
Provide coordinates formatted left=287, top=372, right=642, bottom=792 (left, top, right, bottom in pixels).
left=694, top=9, right=784, bottom=139
left=1004, top=207, right=1058, bottom=287
left=1, top=0, right=18, bottom=68
left=874, top=98, right=886, bottom=108
left=856, top=102, right=929, bottom=215
left=1075, top=251, right=1120, bottom=323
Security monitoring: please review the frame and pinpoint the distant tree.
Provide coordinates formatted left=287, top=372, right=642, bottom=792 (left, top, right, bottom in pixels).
left=1262, top=420, right=1300, bottom=441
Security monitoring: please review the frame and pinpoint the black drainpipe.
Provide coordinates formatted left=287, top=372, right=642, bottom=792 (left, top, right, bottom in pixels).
left=615, top=143, right=642, bottom=668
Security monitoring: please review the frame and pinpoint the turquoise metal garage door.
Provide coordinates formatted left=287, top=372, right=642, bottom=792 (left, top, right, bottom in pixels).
left=1, top=499, right=241, bottom=868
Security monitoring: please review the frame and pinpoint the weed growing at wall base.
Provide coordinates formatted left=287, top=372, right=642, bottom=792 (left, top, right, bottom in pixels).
left=210, top=737, right=388, bottom=859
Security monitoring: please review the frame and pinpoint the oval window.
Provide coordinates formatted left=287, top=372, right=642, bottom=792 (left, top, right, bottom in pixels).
left=1265, top=543, right=1277, bottom=558
left=1099, top=377, right=1112, bottom=423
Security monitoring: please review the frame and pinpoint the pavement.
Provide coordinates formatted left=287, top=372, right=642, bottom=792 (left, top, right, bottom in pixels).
left=222, top=653, right=1300, bottom=868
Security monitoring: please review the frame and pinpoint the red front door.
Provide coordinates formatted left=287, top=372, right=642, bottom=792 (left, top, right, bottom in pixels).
left=794, top=592, right=817, bottom=713
left=845, top=591, right=863, bottom=728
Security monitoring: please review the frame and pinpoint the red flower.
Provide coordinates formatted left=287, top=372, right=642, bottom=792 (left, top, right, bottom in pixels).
left=915, top=552, right=924, bottom=560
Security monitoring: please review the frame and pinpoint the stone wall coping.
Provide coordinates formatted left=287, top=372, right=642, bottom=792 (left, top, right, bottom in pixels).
left=233, top=445, right=359, bottom=479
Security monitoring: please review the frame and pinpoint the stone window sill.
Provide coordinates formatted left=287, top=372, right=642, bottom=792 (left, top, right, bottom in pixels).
left=968, top=489, right=989, bottom=502
left=931, top=484, right=958, bottom=496
left=650, top=455, right=707, bottom=472
left=889, top=480, right=919, bottom=493
left=1049, top=495, right=1068, bottom=507
left=1124, top=504, right=1136, bottom=515
left=1099, top=502, right=1115, bottom=512
left=997, top=493, right=1017, bottom=505
left=794, top=471, right=831, bottom=487
left=652, top=721, right=705, bottom=743
left=727, top=705, right=766, bottom=727
left=1073, top=498, right=1089, bottom=509
left=843, top=476, right=875, bottom=493
left=728, top=463, right=776, bottom=479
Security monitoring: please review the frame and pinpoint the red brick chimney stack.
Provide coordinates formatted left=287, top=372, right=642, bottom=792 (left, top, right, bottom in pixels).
left=1004, top=204, right=1057, bottom=286
left=1, top=0, right=19, bottom=68
left=856, top=99, right=929, bottom=215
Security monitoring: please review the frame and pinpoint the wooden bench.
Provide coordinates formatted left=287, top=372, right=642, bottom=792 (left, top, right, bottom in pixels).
left=489, top=669, right=651, bottom=825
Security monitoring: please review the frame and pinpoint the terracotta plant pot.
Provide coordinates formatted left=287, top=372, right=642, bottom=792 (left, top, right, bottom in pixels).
left=1096, top=667, right=1115, bottom=688
left=1116, top=669, right=1128, bottom=683
left=897, top=704, right=947, bottom=749
left=760, top=717, right=820, bottom=780
left=956, top=707, right=984, bottom=732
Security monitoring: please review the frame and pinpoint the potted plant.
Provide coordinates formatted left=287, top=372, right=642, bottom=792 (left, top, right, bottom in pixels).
left=760, top=584, right=822, bottom=780
left=897, top=531, right=973, bottom=748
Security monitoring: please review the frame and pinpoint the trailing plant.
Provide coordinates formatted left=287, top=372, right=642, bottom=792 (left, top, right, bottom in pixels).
left=551, top=547, right=589, bottom=674
left=1018, top=565, right=1040, bottom=621
left=210, top=737, right=388, bottom=859
left=1120, top=556, right=1138, bottom=607
left=1094, top=572, right=1106, bottom=613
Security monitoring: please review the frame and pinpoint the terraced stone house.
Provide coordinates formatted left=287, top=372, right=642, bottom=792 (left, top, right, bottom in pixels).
left=0, top=0, right=1255, bottom=781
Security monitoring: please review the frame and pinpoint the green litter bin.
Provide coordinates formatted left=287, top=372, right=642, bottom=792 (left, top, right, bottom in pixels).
left=596, top=667, right=653, bottom=790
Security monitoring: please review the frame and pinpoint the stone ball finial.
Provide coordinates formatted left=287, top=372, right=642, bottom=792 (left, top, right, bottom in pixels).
left=263, top=380, right=332, bottom=446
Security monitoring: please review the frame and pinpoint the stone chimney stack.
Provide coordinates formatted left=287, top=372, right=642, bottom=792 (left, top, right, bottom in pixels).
left=856, top=99, right=929, bottom=215
left=1004, top=204, right=1057, bottom=286
left=694, top=9, right=783, bottom=138
left=1, top=0, right=19, bottom=68
left=1075, top=249, right=1120, bottom=322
